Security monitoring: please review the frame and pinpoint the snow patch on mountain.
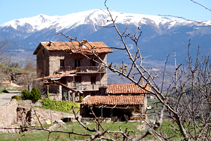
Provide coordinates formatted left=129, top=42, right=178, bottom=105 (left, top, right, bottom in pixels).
left=0, top=9, right=209, bottom=33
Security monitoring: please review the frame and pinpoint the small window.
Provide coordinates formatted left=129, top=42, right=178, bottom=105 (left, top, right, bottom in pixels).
left=75, top=60, right=81, bottom=68
left=90, top=59, right=95, bottom=66
left=75, top=76, right=81, bottom=83
left=91, top=77, right=96, bottom=84
left=60, top=60, right=64, bottom=69
left=61, top=77, right=66, bottom=84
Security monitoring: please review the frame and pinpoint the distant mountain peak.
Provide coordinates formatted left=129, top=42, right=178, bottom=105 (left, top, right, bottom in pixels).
left=0, top=9, right=201, bottom=33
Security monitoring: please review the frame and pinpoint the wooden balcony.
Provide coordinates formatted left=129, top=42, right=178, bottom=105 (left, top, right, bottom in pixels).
left=73, top=83, right=107, bottom=91
left=76, top=66, right=106, bottom=74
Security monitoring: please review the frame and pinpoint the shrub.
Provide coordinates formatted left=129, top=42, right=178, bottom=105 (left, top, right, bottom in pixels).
left=21, top=89, right=32, bottom=100
left=2, top=89, right=9, bottom=93
left=80, top=95, right=85, bottom=101
left=31, top=86, right=41, bottom=102
left=40, top=98, right=80, bottom=113
left=11, top=95, right=20, bottom=101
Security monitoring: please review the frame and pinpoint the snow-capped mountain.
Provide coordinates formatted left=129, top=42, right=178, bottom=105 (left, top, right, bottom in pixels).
left=1, top=9, right=199, bottom=33
left=0, top=9, right=210, bottom=64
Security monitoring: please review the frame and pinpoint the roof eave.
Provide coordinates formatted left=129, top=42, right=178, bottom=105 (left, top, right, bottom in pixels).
left=33, top=42, right=48, bottom=55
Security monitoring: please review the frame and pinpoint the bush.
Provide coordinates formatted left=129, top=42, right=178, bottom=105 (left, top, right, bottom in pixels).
left=21, top=89, right=32, bottom=100
left=2, top=89, right=9, bottom=93
left=31, top=86, right=41, bottom=102
left=21, top=86, right=41, bottom=102
left=40, top=98, right=80, bottom=113
left=11, top=95, right=20, bottom=101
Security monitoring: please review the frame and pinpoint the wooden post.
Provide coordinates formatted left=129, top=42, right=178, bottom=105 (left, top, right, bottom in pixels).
left=100, top=73, right=101, bottom=87
left=68, top=90, right=71, bottom=101
left=59, top=85, right=62, bottom=100
left=47, top=85, right=49, bottom=94
left=101, top=108, right=103, bottom=118
left=110, top=108, right=113, bottom=118
left=72, top=92, right=75, bottom=102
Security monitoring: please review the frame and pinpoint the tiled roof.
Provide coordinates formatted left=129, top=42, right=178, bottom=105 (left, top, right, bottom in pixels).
left=107, top=84, right=151, bottom=94
left=33, top=41, right=113, bottom=54
left=81, top=95, right=144, bottom=106
left=35, top=70, right=77, bottom=80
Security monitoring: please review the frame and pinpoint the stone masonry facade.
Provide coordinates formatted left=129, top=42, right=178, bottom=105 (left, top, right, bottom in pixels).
left=0, top=100, right=74, bottom=133
left=34, top=41, right=111, bottom=101
left=0, top=100, right=17, bottom=133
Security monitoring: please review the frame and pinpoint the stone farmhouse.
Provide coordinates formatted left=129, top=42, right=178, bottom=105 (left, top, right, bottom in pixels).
left=33, top=41, right=112, bottom=102
left=34, top=41, right=150, bottom=120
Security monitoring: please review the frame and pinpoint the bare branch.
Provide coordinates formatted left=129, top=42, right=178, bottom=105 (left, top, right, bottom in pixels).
left=190, top=0, right=211, bottom=12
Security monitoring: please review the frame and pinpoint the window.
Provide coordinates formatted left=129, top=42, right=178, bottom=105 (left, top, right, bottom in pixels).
left=61, top=77, right=66, bottom=84
left=91, top=77, right=96, bottom=84
left=90, top=59, right=95, bottom=66
left=60, top=60, right=64, bottom=69
left=75, top=60, right=81, bottom=68
left=75, top=76, right=81, bottom=83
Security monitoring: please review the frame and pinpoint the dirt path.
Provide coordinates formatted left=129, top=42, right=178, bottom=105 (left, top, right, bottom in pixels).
left=0, top=91, right=21, bottom=106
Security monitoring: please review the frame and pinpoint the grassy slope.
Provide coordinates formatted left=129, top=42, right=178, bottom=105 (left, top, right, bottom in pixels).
left=0, top=121, right=145, bottom=141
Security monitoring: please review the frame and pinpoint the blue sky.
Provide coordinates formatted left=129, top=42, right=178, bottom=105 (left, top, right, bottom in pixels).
left=0, top=0, right=210, bottom=25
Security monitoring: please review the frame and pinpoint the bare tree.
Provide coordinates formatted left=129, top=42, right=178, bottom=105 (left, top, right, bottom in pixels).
left=53, top=1, right=211, bottom=140
left=2, top=1, right=211, bottom=140
left=159, top=0, right=211, bottom=27
left=0, top=38, right=10, bottom=84
left=17, top=57, right=44, bottom=92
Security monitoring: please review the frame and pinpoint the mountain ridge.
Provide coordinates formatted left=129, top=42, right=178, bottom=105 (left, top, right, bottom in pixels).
left=0, top=9, right=210, bottom=66
left=1, top=9, right=208, bottom=33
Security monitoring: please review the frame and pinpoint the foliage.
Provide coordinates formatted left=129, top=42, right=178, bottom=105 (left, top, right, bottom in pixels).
left=31, top=86, right=41, bottom=102
left=11, top=95, right=20, bottom=101
left=80, top=95, right=84, bottom=101
left=0, top=62, right=23, bottom=73
left=2, top=89, right=9, bottom=93
left=40, top=98, right=80, bottom=113
left=21, top=86, right=41, bottom=102
left=21, top=89, right=32, bottom=100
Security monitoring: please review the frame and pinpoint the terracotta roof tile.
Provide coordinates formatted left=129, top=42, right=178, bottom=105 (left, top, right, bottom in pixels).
left=34, top=41, right=113, bottom=54
left=81, top=95, right=144, bottom=106
left=107, top=84, right=151, bottom=94
left=35, top=70, right=76, bottom=80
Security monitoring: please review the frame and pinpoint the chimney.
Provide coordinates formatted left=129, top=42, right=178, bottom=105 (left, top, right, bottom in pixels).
left=49, top=41, right=52, bottom=48
left=99, top=86, right=107, bottom=95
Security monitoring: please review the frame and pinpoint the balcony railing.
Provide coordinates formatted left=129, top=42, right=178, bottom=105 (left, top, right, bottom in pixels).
left=73, top=83, right=107, bottom=91
left=76, top=66, right=106, bottom=73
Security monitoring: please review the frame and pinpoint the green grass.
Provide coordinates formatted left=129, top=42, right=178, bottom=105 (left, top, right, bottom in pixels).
left=0, top=120, right=189, bottom=140
left=157, top=120, right=181, bottom=139
left=0, top=121, right=145, bottom=141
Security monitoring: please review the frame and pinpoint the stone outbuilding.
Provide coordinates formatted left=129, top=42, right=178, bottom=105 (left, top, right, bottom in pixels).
left=80, top=84, right=150, bottom=121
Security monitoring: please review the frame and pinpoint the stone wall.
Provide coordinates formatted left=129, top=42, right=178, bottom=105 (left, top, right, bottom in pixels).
left=0, top=100, right=18, bottom=133
left=36, top=46, right=50, bottom=77
left=0, top=100, right=74, bottom=133
left=17, top=107, right=73, bottom=126
left=17, top=100, right=73, bottom=126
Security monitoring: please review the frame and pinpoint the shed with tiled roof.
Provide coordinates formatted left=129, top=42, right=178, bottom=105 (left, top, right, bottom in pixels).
left=107, top=84, right=151, bottom=94
left=81, top=95, right=144, bottom=106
